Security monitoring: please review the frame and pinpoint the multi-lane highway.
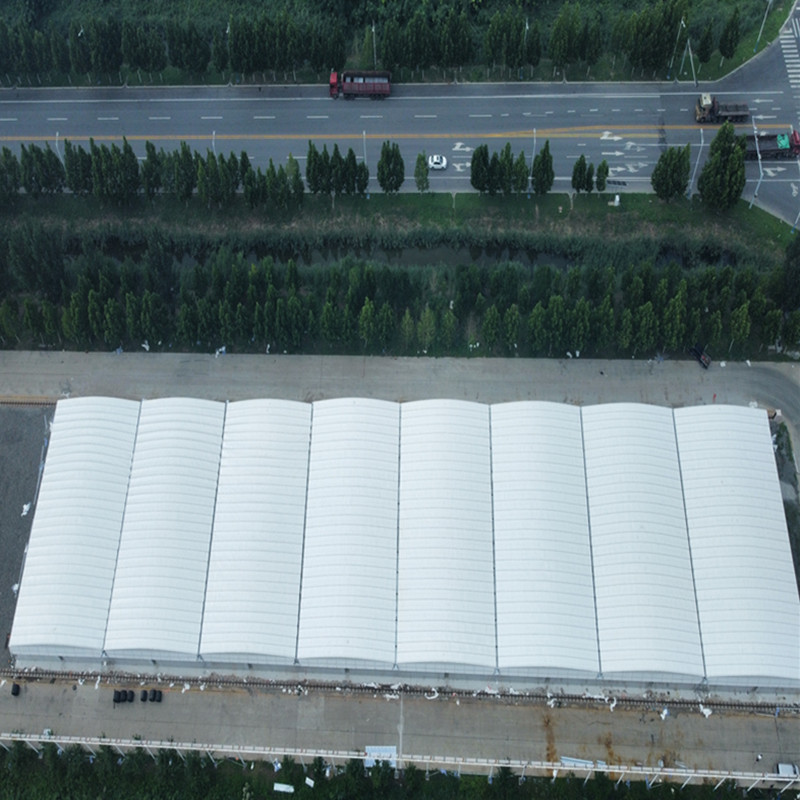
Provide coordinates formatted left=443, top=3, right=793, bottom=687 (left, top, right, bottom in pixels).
left=2, top=5, right=800, bottom=222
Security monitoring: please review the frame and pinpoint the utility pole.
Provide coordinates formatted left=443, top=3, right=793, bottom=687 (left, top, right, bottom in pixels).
left=755, top=0, right=773, bottom=52
left=667, top=17, right=686, bottom=80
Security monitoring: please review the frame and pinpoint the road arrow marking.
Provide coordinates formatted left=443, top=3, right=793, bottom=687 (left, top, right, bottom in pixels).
left=452, top=163, right=469, bottom=172
left=624, top=141, right=645, bottom=152
left=754, top=114, right=778, bottom=120
left=764, top=166, right=787, bottom=177
left=792, top=183, right=798, bottom=197
left=600, top=131, right=622, bottom=141
left=602, top=151, right=625, bottom=157
left=453, top=142, right=473, bottom=152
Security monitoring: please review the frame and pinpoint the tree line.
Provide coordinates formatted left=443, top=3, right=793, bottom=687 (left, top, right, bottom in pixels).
left=0, top=226, right=795, bottom=359
left=0, top=739, right=761, bottom=800
left=0, top=0, right=749, bottom=84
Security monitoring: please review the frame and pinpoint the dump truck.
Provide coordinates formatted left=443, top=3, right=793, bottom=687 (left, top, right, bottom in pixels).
left=329, top=70, right=391, bottom=99
left=745, top=129, right=800, bottom=160
left=695, top=93, right=749, bottom=123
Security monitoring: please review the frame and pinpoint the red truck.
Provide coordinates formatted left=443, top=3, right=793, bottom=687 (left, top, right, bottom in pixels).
left=745, top=129, right=800, bottom=160
left=329, top=70, right=391, bottom=99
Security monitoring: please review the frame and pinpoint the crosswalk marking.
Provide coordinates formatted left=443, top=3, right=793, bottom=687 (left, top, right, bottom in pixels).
left=780, top=25, right=800, bottom=88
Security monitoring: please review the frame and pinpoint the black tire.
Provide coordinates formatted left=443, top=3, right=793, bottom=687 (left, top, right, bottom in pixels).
left=141, top=690, right=148, bottom=702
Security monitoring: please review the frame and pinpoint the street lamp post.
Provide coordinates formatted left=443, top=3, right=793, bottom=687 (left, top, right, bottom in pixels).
left=755, top=0, right=773, bottom=52
left=372, top=22, right=377, bottom=69
left=667, top=17, right=686, bottom=80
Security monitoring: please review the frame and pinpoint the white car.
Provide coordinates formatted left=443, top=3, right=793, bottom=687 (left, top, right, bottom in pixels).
left=427, top=154, right=447, bottom=170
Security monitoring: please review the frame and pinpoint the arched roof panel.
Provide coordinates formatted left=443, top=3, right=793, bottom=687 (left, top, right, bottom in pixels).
left=582, top=404, right=703, bottom=680
left=104, top=398, right=225, bottom=661
left=297, top=398, right=399, bottom=667
left=397, top=400, right=496, bottom=671
left=491, top=401, right=599, bottom=676
left=10, top=398, right=139, bottom=658
left=200, top=400, right=311, bottom=664
left=675, top=405, right=800, bottom=683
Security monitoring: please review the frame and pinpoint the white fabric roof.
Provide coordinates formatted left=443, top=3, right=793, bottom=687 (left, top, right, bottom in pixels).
left=12, top=396, right=799, bottom=686
left=676, top=405, right=800, bottom=683
left=200, top=400, right=311, bottom=663
left=298, top=399, right=399, bottom=667
left=582, top=404, right=704, bottom=680
left=492, top=402, right=599, bottom=676
left=10, top=398, right=139, bottom=658
left=397, top=400, right=496, bottom=671
left=104, top=399, right=225, bottom=660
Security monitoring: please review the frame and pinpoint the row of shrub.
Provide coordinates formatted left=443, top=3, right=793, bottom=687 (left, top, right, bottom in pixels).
left=0, top=227, right=795, bottom=358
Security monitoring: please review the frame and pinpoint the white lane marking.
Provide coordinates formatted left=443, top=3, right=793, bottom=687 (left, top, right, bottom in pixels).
left=306, top=115, right=328, bottom=119
left=0, top=117, right=18, bottom=121
left=360, top=115, right=383, bottom=119
left=253, top=115, right=275, bottom=119
left=469, top=113, right=492, bottom=118
left=97, top=116, right=118, bottom=121
left=415, top=114, right=437, bottom=118
left=589, top=108, right=599, bottom=112
left=47, top=117, right=67, bottom=121
left=202, top=115, right=223, bottom=120
left=149, top=116, right=171, bottom=120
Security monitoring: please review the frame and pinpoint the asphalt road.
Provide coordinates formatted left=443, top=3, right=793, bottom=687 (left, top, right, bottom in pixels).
left=2, top=5, right=800, bottom=220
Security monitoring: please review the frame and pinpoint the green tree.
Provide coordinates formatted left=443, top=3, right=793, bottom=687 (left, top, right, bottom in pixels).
left=498, top=142, right=514, bottom=195
left=531, top=140, right=554, bottom=196
left=584, top=162, right=594, bottom=194
left=377, top=140, right=404, bottom=194
left=719, top=6, right=740, bottom=62
left=400, top=307, right=415, bottom=352
left=662, top=280, right=687, bottom=351
left=355, top=162, right=369, bottom=195
left=358, top=297, right=375, bottom=349
left=596, top=159, right=609, bottom=192
left=571, top=154, right=587, bottom=194
left=651, top=144, right=691, bottom=201
left=482, top=304, right=502, bottom=351
left=698, top=22, right=714, bottom=64
left=634, top=300, right=658, bottom=354
left=417, top=306, right=437, bottom=352
left=618, top=307, right=633, bottom=350
left=414, top=152, right=429, bottom=193
left=470, top=144, right=489, bottom=193
left=504, top=304, right=521, bottom=352
left=512, top=151, right=528, bottom=193
left=175, top=141, right=196, bottom=203
left=698, top=122, right=746, bottom=210
left=730, top=300, right=751, bottom=352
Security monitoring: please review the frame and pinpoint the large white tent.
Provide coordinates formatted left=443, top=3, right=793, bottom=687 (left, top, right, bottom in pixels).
left=10, top=397, right=800, bottom=687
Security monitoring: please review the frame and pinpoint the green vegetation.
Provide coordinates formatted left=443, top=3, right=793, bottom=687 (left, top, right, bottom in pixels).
left=0, top=176, right=795, bottom=360
left=0, top=0, right=789, bottom=87
left=0, top=743, right=782, bottom=800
